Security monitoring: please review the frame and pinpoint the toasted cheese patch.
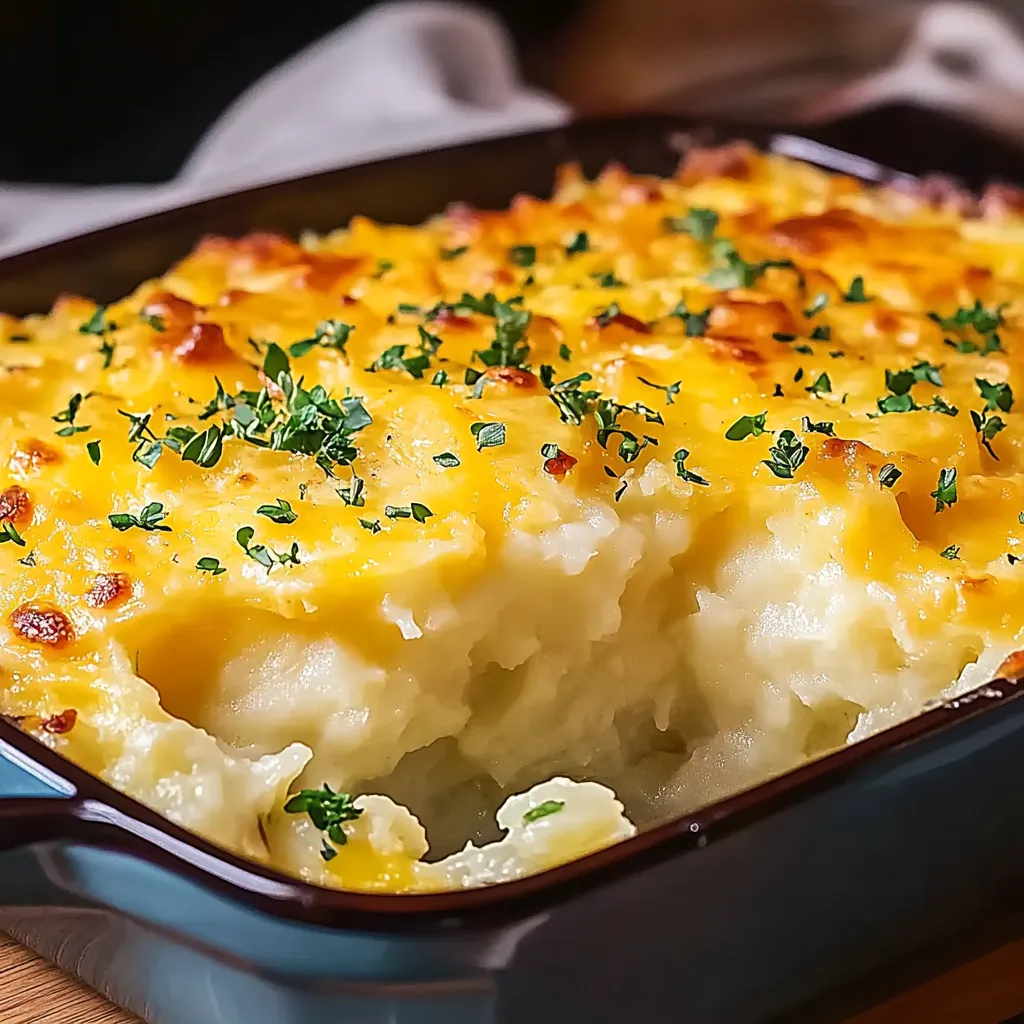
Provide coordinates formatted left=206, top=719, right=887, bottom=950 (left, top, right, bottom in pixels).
left=2, top=145, right=1024, bottom=892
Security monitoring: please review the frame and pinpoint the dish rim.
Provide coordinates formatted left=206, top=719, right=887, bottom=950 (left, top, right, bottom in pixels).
left=2, top=113, right=1023, bottom=931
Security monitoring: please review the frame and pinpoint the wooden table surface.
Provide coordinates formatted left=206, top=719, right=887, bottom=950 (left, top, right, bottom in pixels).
left=3, top=932, right=1024, bottom=1024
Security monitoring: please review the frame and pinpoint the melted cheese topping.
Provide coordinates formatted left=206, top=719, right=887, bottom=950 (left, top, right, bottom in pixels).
left=3, top=142, right=1024, bottom=891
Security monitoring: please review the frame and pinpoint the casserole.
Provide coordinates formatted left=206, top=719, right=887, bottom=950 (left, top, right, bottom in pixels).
left=3, top=110, right=1024, bottom=1022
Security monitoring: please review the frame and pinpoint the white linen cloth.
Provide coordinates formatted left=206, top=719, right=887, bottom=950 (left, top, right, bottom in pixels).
left=0, top=2, right=567, bottom=258
left=3, top=0, right=1024, bottom=260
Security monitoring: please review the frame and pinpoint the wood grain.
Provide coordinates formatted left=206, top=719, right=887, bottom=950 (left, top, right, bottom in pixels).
left=4, top=930, right=1024, bottom=1023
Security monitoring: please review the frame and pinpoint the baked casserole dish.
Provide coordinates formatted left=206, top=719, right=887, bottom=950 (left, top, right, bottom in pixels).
left=4, top=134, right=1024, bottom=899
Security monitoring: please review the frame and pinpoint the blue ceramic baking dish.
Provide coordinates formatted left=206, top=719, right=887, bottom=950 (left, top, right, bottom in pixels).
left=3, top=112, right=1024, bottom=1024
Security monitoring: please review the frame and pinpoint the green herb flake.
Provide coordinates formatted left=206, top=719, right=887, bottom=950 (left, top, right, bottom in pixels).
left=52, top=393, right=90, bottom=436
left=805, top=372, right=832, bottom=396
left=440, top=245, right=468, bottom=261
left=878, top=463, right=902, bottom=489
left=109, top=502, right=171, bottom=533
left=637, top=376, right=681, bottom=405
left=16, top=551, right=37, bottom=567
left=773, top=333, right=797, bottom=343
left=359, top=518, right=382, bottom=534
left=508, top=245, right=536, bottom=268
left=673, top=448, right=710, bottom=487
left=236, top=525, right=299, bottom=570
left=471, top=421, right=506, bottom=450
left=99, top=338, right=117, bottom=369
left=971, top=408, right=1007, bottom=459
left=284, top=784, right=363, bottom=859
left=180, top=424, right=224, bottom=468
left=431, top=369, right=448, bottom=387
left=86, top=440, right=102, bottom=465
left=930, top=467, right=958, bottom=512
left=591, top=270, right=625, bottom=288
left=762, top=430, right=808, bottom=480
left=0, top=521, right=26, bottom=547
left=810, top=325, right=832, bottom=341
left=522, top=799, right=566, bottom=825
left=565, top=231, right=590, bottom=255
left=289, top=320, right=354, bottom=358
left=976, top=378, right=1013, bottom=413
left=842, top=276, right=872, bottom=303
left=78, top=307, right=110, bottom=336
left=663, top=207, right=719, bottom=243
left=196, top=556, right=227, bottom=576
left=940, top=545, right=961, bottom=560
left=801, top=416, right=835, bottom=436
left=725, top=412, right=768, bottom=441
left=668, top=301, right=710, bottom=336
left=335, top=475, right=366, bottom=507
left=559, top=343, right=572, bottom=361
left=139, top=310, right=166, bottom=332
left=703, top=239, right=794, bottom=290
left=433, top=452, right=461, bottom=468
left=256, top=498, right=298, bottom=525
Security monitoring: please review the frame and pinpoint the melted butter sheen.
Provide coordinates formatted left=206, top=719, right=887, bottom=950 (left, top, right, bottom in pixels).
left=3, top=144, right=1024, bottom=892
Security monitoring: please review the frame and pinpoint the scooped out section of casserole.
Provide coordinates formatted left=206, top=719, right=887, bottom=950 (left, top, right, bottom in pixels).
left=2, top=143, right=1024, bottom=892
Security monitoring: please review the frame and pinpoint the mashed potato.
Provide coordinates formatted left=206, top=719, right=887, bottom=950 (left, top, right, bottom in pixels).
left=2, top=142, right=1024, bottom=890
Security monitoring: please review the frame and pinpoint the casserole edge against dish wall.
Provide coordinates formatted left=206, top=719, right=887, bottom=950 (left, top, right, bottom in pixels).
left=1, top=109, right=1024, bottom=1023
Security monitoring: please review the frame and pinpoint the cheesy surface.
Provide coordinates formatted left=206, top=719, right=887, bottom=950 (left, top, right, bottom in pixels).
left=3, top=143, right=1024, bottom=892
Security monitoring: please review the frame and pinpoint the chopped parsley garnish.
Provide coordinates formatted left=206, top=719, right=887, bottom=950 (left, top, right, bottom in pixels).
left=433, top=452, right=461, bottom=468
left=509, top=245, right=536, bottom=267
left=289, top=320, right=354, bottom=358
left=196, top=557, right=227, bottom=576
left=801, top=416, right=835, bottom=436
left=804, top=292, right=829, bottom=318
left=373, top=259, right=394, bottom=278
left=793, top=368, right=804, bottom=383
left=544, top=370, right=601, bottom=425
left=284, top=784, right=363, bottom=861
left=940, top=545, right=961, bottom=560
left=930, top=467, right=958, bottom=511
left=842, top=276, right=871, bottom=303
left=468, top=295, right=531, bottom=369
left=976, top=378, right=1013, bottom=413
left=99, top=338, right=117, bottom=369
left=385, top=503, right=434, bottom=523
left=336, top=475, right=366, bottom=507
left=829, top=350, right=845, bottom=359
left=725, top=412, right=768, bottom=441
left=522, top=799, right=566, bottom=825
left=214, top=345, right=372, bottom=478
left=762, top=430, right=808, bottom=479
left=86, top=440, right=101, bottom=465
left=16, top=551, right=36, bottom=567
left=810, top=325, right=832, bottom=341
left=180, top=424, right=224, bottom=468
left=431, top=369, right=447, bottom=387
left=703, top=239, right=794, bottom=290
left=256, top=498, right=298, bottom=525
left=52, top=393, right=90, bottom=436
left=559, top=344, right=572, bottom=361
left=236, top=525, right=299, bottom=570
left=370, top=344, right=431, bottom=379
left=359, top=518, right=382, bottom=534
left=805, top=372, right=832, bottom=396
left=794, top=345, right=813, bottom=355
left=773, top=333, right=797, bottom=343
left=872, top=362, right=955, bottom=417
left=663, top=207, right=719, bottom=243
left=637, top=377, right=681, bottom=405
left=1009, top=554, right=1021, bottom=566
left=591, top=270, right=625, bottom=288
left=109, top=502, right=171, bottom=533
left=440, top=245, right=468, bottom=261
left=78, top=307, right=111, bottom=336
left=0, top=521, right=26, bottom=547
left=565, top=231, right=590, bottom=255
left=667, top=300, right=710, bottom=336
left=878, top=463, right=902, bottom=488
left=931, top=301, right=1006, bottom=355
left=971, top=408, right=1006, bottom=459
left=594, top=399, right=661, bottom=464
left=471, top=421, right=506, bottom=450
left=139, top=311, right=166, bottom=332
left=673, top=448, right=710, bottom=486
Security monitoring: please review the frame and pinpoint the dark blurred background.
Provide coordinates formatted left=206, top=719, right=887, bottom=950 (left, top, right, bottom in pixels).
left=2, top=1, right=579, bottom=184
